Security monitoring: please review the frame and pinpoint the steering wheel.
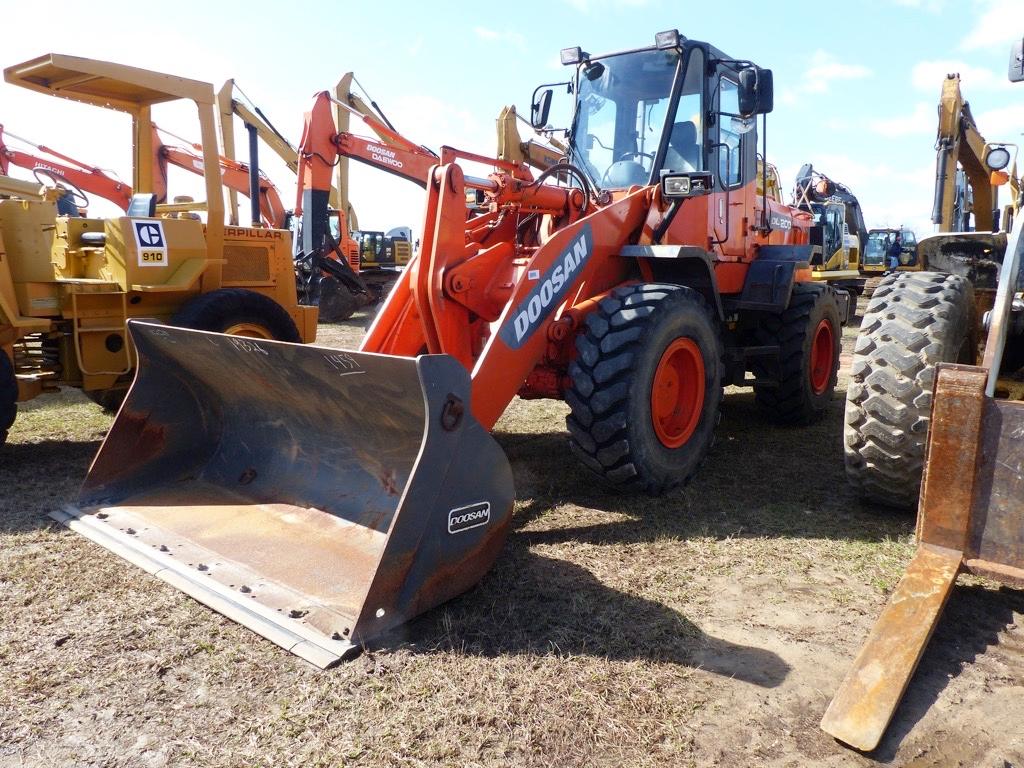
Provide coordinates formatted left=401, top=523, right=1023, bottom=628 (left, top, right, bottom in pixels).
left=33, top=168, right=90, bottom=209
left=616, top=150, right=654, bottom=164
left=600, top=151, right=655, bottom=188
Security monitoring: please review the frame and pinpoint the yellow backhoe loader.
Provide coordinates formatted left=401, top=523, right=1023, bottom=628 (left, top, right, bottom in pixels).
left=0, top=54, right=317, bottom=442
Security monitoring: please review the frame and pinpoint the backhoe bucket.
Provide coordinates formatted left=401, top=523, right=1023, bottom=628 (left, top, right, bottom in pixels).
left=821, top=363, right=1024, bottom=751
left=52, top=321, right=515, bottom=668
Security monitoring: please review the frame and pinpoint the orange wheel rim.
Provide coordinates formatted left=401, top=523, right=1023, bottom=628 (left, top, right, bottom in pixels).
left=223, top=322, right=274, bottom=339
left=651, top=338, right=705, bottom=449
left=809, top=319, right=834, bottom=395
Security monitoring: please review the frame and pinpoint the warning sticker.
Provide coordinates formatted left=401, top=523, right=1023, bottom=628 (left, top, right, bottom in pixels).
left=132, top=220, right=168, bottom=268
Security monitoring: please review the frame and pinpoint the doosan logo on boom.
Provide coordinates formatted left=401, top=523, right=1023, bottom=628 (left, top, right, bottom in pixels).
left=501, top=224, right=593, bottom=349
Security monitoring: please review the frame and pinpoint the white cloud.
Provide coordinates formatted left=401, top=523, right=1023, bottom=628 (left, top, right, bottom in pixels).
left=911, top=60, right=1013, bottom=93
left=891, top=0, right=945, bottom=10
left=960, top=0, right=1024, bottom=51
left=868, top=101, right=936, bottom=137
left=972, top=103, right=1024, bottom=142
left=802, top=50, right=872, bottom=91
left=784, top=51, right=871, bottom=103
left=560, top=0, right=650, bottom=11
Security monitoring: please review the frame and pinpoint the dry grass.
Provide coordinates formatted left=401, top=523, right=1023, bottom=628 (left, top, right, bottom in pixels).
left=1, top=300, right=1022, bottom=768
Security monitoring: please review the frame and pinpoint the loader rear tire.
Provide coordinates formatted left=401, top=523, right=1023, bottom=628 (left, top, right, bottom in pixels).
left=0, top=349, right=16, bottom=447
left=171, top=288, right=302, bottom=342
left=844, top=271, right=975, bottom=510
left=752, top=283, right=842, bottom=424
left=566, top=283, right=723, bottom=495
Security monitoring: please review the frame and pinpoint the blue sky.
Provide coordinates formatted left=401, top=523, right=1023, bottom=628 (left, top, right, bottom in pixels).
left=3, top=0, right=1023, bottom=239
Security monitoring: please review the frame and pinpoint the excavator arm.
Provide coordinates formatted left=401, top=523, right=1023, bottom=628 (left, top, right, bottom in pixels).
left=150, top=125, right=287, bottom=228
left=495, top=105, right=568, bottom=171
left=932, top=74, right=996, bottom=231
left=0, top=124, right=131, bottom=211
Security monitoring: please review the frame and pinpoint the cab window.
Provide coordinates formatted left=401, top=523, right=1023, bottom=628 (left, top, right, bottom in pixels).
left=717, top=77, right=743, bottom=188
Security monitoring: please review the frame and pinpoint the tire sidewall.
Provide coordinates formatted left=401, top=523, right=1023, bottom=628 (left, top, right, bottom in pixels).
left=172, top=289, right=301, bottom=343
left=936, top=278, right=975, bottom=365
left=624, top=295, right=722, bottom=484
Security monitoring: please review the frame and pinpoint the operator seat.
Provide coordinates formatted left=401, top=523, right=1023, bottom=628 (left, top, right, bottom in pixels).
left=665, top=121, right=699, bottom=172
left=127, top=193, right=157, bottom=218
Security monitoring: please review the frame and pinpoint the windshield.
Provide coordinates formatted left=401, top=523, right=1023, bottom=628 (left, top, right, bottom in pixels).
left=570, top=48, right=694, bottom=189
left=865, top=230, right=915, bottom=265
left=864, top=232, right=890, bottom=265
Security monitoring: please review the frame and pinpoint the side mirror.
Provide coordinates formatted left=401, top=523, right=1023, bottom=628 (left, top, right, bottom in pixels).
left=531, top=89, right=553, bottom=129
left=738, top=67, right=774, bottom=118
left=1010, top=38, right=1024, bottom=83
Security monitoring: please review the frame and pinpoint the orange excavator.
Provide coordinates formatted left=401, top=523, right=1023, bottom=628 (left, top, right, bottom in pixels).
left=56, top=32, right=850, bottom=666
left=218, top=78, right=431, bottom=320
left=291, top=90, right=448, bottom=320
left=0, top=124, right=131, bottom=212
left=149, top=124, right=287, bottom=228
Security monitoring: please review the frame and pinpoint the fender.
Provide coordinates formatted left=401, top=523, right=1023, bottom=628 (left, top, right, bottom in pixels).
left=619, top=244, right=725, bottom=320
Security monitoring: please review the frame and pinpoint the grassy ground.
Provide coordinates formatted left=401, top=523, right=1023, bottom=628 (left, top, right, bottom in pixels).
left=1, top=298, right=1022, bottom=768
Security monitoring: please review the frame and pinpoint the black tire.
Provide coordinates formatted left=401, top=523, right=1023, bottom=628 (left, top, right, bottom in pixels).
left=565, top=283, right=723, bottom=495
left=171, top=288, right=301, bottom=342
left=0, top=349, right=17, bottom=446
left=844, top=271, right=975, bottom=509
left=84, top=386, right=128, bottom=414
left=317, top=278, right=362, bottom=323
left=752, top=283, right=842, bottom=424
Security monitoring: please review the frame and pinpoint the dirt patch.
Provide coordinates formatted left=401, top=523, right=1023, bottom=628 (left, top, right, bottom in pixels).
left=1, top=302, right=1021, bottom=767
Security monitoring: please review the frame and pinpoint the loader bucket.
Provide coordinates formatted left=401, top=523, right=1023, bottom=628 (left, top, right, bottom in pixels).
left=821, top=363, right=1024, bottom=751
left=52, top=321, right=515, bottom=668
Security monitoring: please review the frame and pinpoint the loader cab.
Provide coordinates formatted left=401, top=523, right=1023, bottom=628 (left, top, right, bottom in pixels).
left=555, top=33, right=770, bottom=199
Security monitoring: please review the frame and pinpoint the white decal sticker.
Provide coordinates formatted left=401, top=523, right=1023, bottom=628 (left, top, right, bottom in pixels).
left=132, top=220, right=168, bottom=268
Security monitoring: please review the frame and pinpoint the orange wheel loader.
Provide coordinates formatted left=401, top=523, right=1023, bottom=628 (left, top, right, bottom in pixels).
left=51, top=32, right=851, bottom=666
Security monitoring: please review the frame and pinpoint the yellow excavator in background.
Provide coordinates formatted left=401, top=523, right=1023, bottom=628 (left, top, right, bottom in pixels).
left=861, top=227, right=918, bottom=274
left=792, top=164, right=867, bottom=320
left=931, top=73, right=1021, bottom=235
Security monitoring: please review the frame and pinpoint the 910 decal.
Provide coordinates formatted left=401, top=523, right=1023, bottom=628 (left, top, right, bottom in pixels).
left=132, top=220, right=168, bottom=267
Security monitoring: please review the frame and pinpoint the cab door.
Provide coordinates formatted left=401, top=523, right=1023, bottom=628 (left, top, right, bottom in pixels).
left=708, top=67, right=756, bottom=260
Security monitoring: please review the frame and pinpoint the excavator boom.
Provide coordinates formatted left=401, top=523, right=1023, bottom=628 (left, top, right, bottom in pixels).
left=0, top=125, right=132, bottom=210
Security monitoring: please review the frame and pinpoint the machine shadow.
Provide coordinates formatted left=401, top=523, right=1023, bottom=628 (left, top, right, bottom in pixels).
left=871, top=583, right=1024, bottom=761
left=388, top=546, right=790, bottom=688
left=496, top=389, right=911, bottom=547
left=0, top=438, right=101, bottom=534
